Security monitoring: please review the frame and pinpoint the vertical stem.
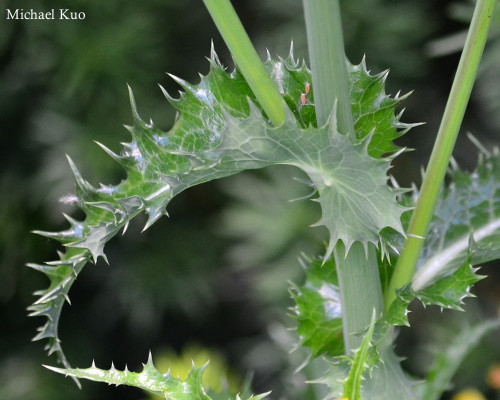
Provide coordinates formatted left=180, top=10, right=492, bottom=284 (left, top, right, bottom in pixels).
left=202, top=0, right=285, bottom=126
left=335, top=242, right=384, bottom=351
left=302, top=0, right=354, bottom=131
left=303, top=0, right=382, bottom=354
left=385, top=0, right=497, bottom=310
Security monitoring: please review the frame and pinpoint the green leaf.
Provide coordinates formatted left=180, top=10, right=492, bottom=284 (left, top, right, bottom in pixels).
left=386, top=147, right=500, bottom=326
left=358, top=334, right=419, bottom=400
left=290, top=255, right=343, bottom=358
left=45, top=353, right=268, bottom=400
left=220, top=103, right=408, bottom=256
left=348, top=60, right=416, bottom=158
left=26, top=250, right=88, bottom=389
left=420, top=319, right=500, bottom=400
left=343, top=311, right=376, bottom=400
left=386, top=262, right=484, bottom=326
left=29, top=46, right=412, bottom=371
left=412, top=148, right=500, bottom=290
left=316, top=320, right=419, bottom=399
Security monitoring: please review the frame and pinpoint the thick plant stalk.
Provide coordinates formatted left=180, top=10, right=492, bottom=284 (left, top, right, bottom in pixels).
left=302, top=0, right=354, bottom=132
left=202, top=0, right=285, bottom=126
left=334, top=242, right=384, bottom=351
left=303, top=0, right=383, bottom=354
left=203, top=0, right=385, bottom=354
left=385, top=0, right=497, bottom=311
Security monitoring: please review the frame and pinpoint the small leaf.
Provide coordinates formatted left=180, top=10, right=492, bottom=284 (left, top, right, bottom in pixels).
left=317, top=320, right=419, bottom=399
left=386, top=262, right=484, bottom=326
left=348, top=59, right=419, bottom=158
left=386, top=148, right=500, bottom=327
left=290, top=254, right=343, bottom=358
left=413, top=149, right=500, bottom=290
left=45, top=354, right=268, bottom=400
left=343, top=310, right=376, bottom=400
left=358, top=333, right=420, bottom=400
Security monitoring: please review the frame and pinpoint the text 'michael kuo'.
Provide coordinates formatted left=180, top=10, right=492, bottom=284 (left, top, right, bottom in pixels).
left=5, top=8, right=86, bottom=20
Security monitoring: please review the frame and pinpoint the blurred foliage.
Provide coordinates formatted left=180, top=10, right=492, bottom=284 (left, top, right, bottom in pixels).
left=1, top=0, right=500, bottom=399
left=219, top=166, right=323, bottom=305
left=425, top=0, right=500, bottom=146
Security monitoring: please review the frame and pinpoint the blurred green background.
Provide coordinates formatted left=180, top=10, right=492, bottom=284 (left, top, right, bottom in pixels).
left=1, top=0, right=500, bottom=399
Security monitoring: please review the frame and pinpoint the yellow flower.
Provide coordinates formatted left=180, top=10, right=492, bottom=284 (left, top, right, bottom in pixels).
left=451, top=388, right=486, bottom=400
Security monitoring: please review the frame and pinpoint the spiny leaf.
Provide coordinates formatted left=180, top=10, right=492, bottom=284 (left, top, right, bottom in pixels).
left=290, top=254, right=343, bottom=358
left=316, top=323, right=419, bottom=399
left=386, top=147, right=500, bottom=326
left=413, top=147, right=500, bottom=290
left=219, top=103, right=409, bottom=259
left=290, top=253, right=418, bottom=398
left=343, top=311, right=376, bottom=400
left=348, top=59, right=417, bottom=158
left=386, top=261, right=484, bottom=326
left=26, top=250, right=88, bottom=388
left=45, top=353, right=268, bottom=400
left=29, top=46, right=412, bottom=371
left=357, top=334, right=420, bottom=400
left=270, top=52, right=418, bottom=157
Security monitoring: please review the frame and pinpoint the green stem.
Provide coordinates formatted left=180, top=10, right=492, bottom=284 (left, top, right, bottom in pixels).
left=303, top=0, right=382, bottom=354
left=202, top=0, right=285, bottom=126
left=302, top=0, right=354, bottom=131
left=384, top=0, right=496, bottom=311
left=334, top=242, right=384, bottom=351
